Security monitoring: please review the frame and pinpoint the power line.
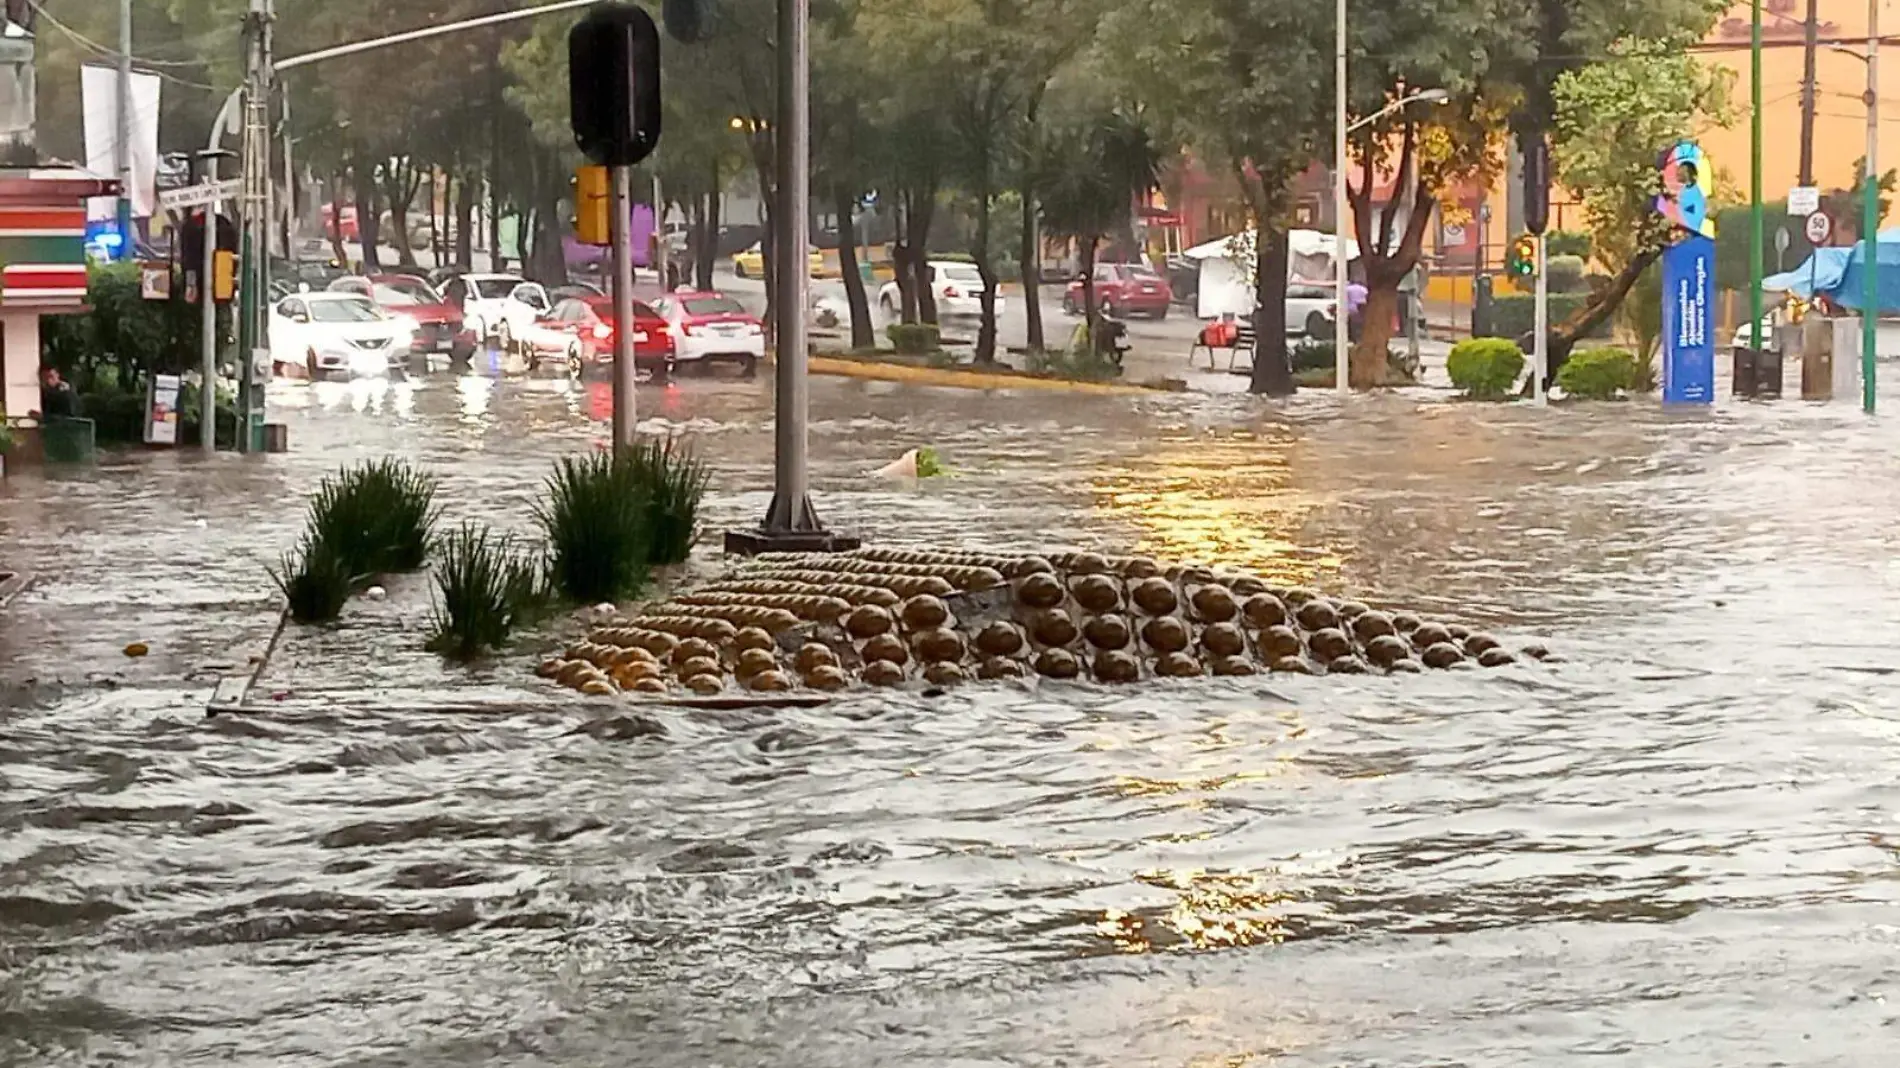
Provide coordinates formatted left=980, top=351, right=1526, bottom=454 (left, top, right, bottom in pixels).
left=27, top=0, right=218, bottom=85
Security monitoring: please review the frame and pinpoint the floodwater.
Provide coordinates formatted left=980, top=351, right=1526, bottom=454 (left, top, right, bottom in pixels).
left=4, top=367, right=1900, bottom=1066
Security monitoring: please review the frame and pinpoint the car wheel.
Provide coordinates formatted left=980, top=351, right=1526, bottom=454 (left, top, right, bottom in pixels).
left=305, top=349, right=319, bottom=380
left=566, top=343, right=584, bottom=379
left=734, top=261, right=748, bottom=279
left=738, top=356, right=758, bottom=380
left=880, top=293, right=896, bottom=315
left=1306, top=311, right=1333, bottom=340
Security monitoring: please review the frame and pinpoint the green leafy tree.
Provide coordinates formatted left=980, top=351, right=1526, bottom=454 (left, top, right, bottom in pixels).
left=1039, top=113, right=1161, bottom=353
left=1549, top=40, right=1732, bottom=371
left=1098, top=0, right=1332, bottom=395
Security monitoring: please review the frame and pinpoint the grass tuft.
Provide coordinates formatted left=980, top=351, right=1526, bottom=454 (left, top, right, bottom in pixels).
left=271, top=535, right=353, bottom=624
left=535, top=451, right=653, bottom=605
left=427, top=521, right=533, bottom=660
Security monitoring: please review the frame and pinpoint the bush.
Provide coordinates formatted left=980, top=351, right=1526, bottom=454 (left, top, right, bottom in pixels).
left=536, top=451, right=653, bottom=605
left=1546, top=254, right=1588, bottom=293
left=306, top=460, right=440, bottom=578
left=1447, top=338, right=1526, bottom=400
left=42, top=263, right=230, bottom=396
left=1483, top=293, right=1610, bottom=341
left=272, top=535, right=353, bottom=624
left=1557, top=347, right=1638, bottom=399
left=1545, top=230, right=1593, bottom=259
left=620, top=436, right=710, bottom=566
left=427, top=522, right=541, bottom=661
left=887, top=322, right=941, bottom=355
left=1290, top=339, right=1334, bottom=372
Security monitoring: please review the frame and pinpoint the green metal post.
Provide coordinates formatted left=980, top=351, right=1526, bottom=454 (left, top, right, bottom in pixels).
left=237, top=229, right=256, bottom=452
left=1749, top=0, right=1764, bottom=394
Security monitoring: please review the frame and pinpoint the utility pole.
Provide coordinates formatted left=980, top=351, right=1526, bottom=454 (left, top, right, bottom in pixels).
left=1799, top=0, right=1818, bottom=186
left=1863, top=0, right=1878, bottom=414
left=236, top=0, right=271, bottom=454
left=1749, top=0, right=1763, bottom=391
left=116, top=0, right=132, bottom=254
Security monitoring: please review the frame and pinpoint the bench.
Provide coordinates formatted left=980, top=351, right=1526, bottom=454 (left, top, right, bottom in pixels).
left=1189, top=317, right=1255, bottom=371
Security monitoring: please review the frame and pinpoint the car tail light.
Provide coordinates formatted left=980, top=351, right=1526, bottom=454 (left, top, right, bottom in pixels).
left=942, top=285, right=957, bottom=299
left=592, top=323, right=611, bottom=340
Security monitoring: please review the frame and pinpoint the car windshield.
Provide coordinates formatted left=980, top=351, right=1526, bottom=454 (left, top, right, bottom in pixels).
left=378, top=279, right=440, bottom=304
left=940, top=266, right=982, bottom=283
left=1123, top=264, right=1161, bottom=279
left=371, top=284, right=423, bottom=306
left=473, top=278, right=520, bottom=299
left=683, top=296, right=744, bottom=316
left=308, top=299, right=384, bottom=323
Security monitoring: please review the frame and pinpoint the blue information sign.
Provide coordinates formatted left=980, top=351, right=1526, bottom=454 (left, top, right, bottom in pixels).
left=1661, top=234, right=1715, bottom=404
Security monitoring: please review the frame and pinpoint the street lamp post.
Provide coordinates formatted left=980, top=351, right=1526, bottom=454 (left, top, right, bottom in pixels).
left=1333, top=84, right=1449, bottom=394
left=1864, top=0, right=1879, bottom=414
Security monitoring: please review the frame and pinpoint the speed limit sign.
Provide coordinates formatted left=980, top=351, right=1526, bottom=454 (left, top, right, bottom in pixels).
left=1805, top=210, right=1832, bottom=245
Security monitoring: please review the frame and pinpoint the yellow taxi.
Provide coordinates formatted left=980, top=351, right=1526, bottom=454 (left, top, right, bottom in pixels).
left=732, top=242, right=826, bottom=279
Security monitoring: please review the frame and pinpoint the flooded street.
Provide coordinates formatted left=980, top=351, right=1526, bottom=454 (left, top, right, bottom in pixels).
left=5, top=370, right=1900, bottom=1066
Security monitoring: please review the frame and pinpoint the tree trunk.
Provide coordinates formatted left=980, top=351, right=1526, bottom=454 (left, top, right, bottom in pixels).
left=893, top=196, right=918, bottom=323
left=1521, top=244, right=1662, bottom=388
left=835, top=184, right=874, bottom=350
left=1249, top=222, right=1294, bottom=396
left=910, top=186, right=940, bottom=324
left=353, top=170, right=382, bottom=273
left=1080, top=235, right=1100, bottom=352
left=1351, top=286, right=1399, bottom=388
left=1021, top=188, right=1044, bottom=351
left=454, top=173, right=474, bottom=270
left=696, top=159, right=720, bottom=289
left=327, top=170, right=347, bottom=264
left=385, top=166, right=418, bottom=268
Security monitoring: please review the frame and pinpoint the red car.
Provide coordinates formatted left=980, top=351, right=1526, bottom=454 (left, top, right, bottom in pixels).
left=328, top=274, right=472, bottom=360
left=1063, top=262, right=1173, bottom=320
left=524, top=295, right=676, bottom=379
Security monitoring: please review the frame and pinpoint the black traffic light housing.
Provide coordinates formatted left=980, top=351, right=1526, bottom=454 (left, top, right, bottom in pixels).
left=569, top=3, right=662, bottom=168
left=1522, top=135, right=1550, bottom=237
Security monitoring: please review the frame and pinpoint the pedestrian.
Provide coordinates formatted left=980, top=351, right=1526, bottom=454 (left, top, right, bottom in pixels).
left=37, top=366, right=78, bottom=420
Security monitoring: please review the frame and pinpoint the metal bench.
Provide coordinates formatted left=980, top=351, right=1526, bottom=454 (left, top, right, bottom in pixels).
left=1189, top=317, right=1255, bottom=371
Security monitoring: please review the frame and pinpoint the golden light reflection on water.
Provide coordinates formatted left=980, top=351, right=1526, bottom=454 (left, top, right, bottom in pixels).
left=1096, top=868, right=1305, bottom=954
left=1089, top=438, right=1343, bottom=585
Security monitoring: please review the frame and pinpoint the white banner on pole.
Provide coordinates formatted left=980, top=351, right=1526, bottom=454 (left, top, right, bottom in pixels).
left=80, top=63, right=162, bottom=220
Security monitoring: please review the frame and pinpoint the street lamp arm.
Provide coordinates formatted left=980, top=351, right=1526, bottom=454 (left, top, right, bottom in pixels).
left=1345, top=88, right=1451, bottom=135
left=276, top=0, right=603, bottom=72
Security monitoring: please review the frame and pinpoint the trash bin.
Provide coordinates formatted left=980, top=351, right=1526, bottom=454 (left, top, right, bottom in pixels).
left=40, top=416, right=96, bottom=463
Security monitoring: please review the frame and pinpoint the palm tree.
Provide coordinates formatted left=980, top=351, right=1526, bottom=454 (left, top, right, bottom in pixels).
left=1038, top=114, right=1161, bottom=357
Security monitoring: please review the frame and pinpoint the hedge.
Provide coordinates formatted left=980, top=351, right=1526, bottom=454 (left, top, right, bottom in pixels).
left=1556, top=347, right=1639, bottom=399
left=1447, top=338, right=1525, bottom=400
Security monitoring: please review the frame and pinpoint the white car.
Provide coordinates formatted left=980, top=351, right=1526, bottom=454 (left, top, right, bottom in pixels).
left=268, top=292, right=415, bottom=379
left=877, top=260, right=1006, bottom=319
left=650, top=290, right=765, bottom=375
left=440, top=273, right=550, bottom=347
left=1284, top=282, right=1340, bottom=338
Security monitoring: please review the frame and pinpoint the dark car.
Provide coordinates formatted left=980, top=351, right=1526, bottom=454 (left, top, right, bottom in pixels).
left=1063, top=262, right=1174, bottom=319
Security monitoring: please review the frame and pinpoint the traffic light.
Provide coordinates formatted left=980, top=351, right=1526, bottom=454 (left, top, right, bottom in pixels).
left=1522, top=136, right=1550, bottom=236
left=573, top=164, right=611, bottom=246
left=569, top=3, right=662, bottom=168
left=213, top=250, right=236, bottom=302
left=1507, top=233, right=1537, bottom=278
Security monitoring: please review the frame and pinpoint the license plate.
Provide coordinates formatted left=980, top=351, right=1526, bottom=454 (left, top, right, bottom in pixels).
left=435, top=340, right=453, bottom=351
left=717, top=326, right=741, bottom=336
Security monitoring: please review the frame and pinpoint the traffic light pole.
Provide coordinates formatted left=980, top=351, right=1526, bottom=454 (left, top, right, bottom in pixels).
left=202, top=159, right=220, bottom=455
left=1532, top=233, right=1547, bottom=404
left=609, top=163, right=638, bottom=453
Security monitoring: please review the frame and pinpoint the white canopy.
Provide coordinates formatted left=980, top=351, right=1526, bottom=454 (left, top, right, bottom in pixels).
left=1182, top=229, right=1362, bottom=262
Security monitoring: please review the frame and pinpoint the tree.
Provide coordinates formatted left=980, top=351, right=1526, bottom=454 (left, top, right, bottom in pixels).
left=1548, top=40, right=1732, bottom=373
left=1097, top=0, right=1332, bottom=395
left=1039, top=114, right=1160, bottom=354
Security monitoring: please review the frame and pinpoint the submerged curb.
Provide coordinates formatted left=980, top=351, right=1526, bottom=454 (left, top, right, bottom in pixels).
left=808, top=355, right=1165, bottom=396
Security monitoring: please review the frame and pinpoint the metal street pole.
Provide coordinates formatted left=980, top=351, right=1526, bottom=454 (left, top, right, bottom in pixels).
left=1533, top=232, right=1547, bottom=404
left=610, top=164, right=637, bottom=453
left=1863, top=0, right=1879, bottom=415
left=1333, top=0, right=1349, bottom=394
left=201, top=158, right=219, bottom=455
left=117, top=0, right=132, bottom=255
left=653, top=171, right=667, bottom=287
left=762, top=0, right=819, bottom=536
left=1749, top=0, right=1764, bottom=395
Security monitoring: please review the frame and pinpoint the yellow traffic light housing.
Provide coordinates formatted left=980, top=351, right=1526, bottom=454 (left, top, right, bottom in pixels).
left=573, top=164, right=611, bottom=246
left=213, top=250, right=236, bottom=302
